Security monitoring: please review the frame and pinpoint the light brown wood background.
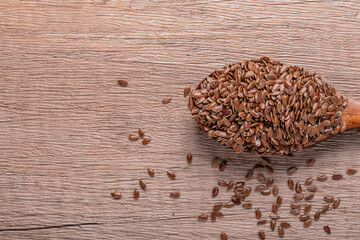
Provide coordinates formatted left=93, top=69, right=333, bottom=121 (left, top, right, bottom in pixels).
left=1, top=0, right=360, bottom=239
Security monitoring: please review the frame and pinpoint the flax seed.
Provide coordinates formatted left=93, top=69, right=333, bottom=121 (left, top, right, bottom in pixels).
left=198, top=214, right=208, bottom=221
left=142, top=137, right=151, bottom=145
left=167, top=171, right=176, bottom=180
left=138, top=128, right=145, bottom=138
left=133, top=189, right=139, bottom=200
left=170, top=192, right=180, bottom=198
left=111, top=191, right=122, bottom=199
left=161, top=97, right=172, bottom=104
left=139, top=180, right=146, bottom=190
left=186, top=153, right=192, bottom=164
left=219, top=160, right=227, bottom=172
left=147, top=168, right=155, bottom=177
left=220, top=232, right=228, bottom=240
left=306, top=159, right=316, bottom=167
left=278, top=226, right=285, bottom=237
left=305, top=193, right=315, bottom=201
left=332, top=174, right=343, bottom=180
left=117, top=80, right=128, bottom=87
left=323, top=225, right=331, bottom=234
left=346, top=168, right=357, bottom=175
left=128, top=134, right=139, bottom=141
left=255, top=208, right=262, bottom=219
left=317, top=175, right=328, bottom=182
left=270, top=220, right=276, bottom=231
left=287, top=166, right=297, bottom=175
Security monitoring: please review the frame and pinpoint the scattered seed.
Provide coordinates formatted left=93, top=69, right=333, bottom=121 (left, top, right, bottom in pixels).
left=278, top=226, right=285, bottom=237
left=224, top=201, right=235, bottom=208
left=261, top=189, right=271, bottom=195
left=133, top=189, right=140, bottom=200
left=257, top=173, right=267, bottom=184
left=276, top=196, right=283, bottom=206
left=117, top=80, right=128, bottom=87
left=295, top=182, right=302, bottom=193
left=219, top=160, right=227, bottom=172
left=305, top=193, right=315, bottom=201
left=242, top=202, right=252, bottom=209
left=220, top=232, right=228, bottom=240
left=257, top=220, right=267, bottom=225
left=324, top=196, right=335, bottom=203
left=304, top=177, right=313, bottom=186
left=258, top=231, right=265, bottom=240
left=333, top=199, right=340, bottom=209
left=138, top=128, right=145, bottom=138
left=304, top=218, right=312, bottom=228
left=288, top=179, right=294, bottom=190
left=280, top=222, right=291, bottom=229
left=270, top=220, right=276, bottom=231
left=184, top=86, right=191, bottom=97
left=314, top=210, right=321, bottom=221
left=210, top=211, right=216, bottom=222
left=287, top=166, right=297, bottom=175
left=170, top=192, right=180, bottom=198
left=346, top=168, right=357, bottom=175
left=227, top=181, right=235, bottom=190
left=307, top=185, right=318, bottom=192
left=111, top=191, right=122, bottom=199
left=212, top=187, right=219, bottom=198
left=291, top=202, right=301, bottom=209
left=147, top=168, right=155, bottom=177
left=255, top=208, right=262, bottom=219
left=323, top=225, right=331, bottom=234
left=299, top=214, right=310, bottom=221
left=272, top=202, right=278, bottom=213
left=255, top=185, right=266, bottom=192
left=317, top=175, right=328, bottom=182
left=186, top=153, right=193, bottom=164
left=322, top=204, right=330, bottom=213
left=139, top=180, right=146, bottom=190
left=161, top=97, right=172, bottom=104
left=128, top=134, right=139, bottom=141
left=270, top=213, right=280, bottom=220
left=231, top=196, right=241, bottom=205
left=142, top=137, right=151, bottom=145
left=306, top=159, right=316, bottom=167
left=167, top=171, right=176, bottom=180
left=304, top=203, right=312, bottom=214
left=218, top=180, right=228, bottom=187
left=332, top=174, right=343, bottom=180
left=294, top=193, right=304, bottom=200
left=214, top=211, right=224, bottom=218
left=272, top=185, right=279, bottom=196
left=290, top=209, right=300, bottom=215
left=213, top=203, right=223, bottom=211
left=198, top=214, right=208, bottom=221
left=245, top=171, right=254, bottom=181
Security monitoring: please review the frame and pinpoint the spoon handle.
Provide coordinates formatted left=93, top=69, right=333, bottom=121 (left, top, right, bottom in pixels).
left=342, top=97, right=360, bottom=130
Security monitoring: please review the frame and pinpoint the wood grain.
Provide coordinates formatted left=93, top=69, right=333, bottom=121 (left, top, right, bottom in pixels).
left=1, top=0, right=360, bottom=239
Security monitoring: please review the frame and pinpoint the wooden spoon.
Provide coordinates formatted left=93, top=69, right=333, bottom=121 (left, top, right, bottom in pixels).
left=189, top=61, right=359, bottom=154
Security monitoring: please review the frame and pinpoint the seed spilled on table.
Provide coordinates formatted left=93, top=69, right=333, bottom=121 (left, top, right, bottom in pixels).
left=117, top=80, right=128, bottom=87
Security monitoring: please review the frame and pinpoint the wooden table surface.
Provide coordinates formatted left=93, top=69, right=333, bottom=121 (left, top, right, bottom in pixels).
left=1, top=0, right=360, bottom=239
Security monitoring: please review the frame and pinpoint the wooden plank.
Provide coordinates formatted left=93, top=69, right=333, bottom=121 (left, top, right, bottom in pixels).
left=0, top=0, right=360, bottom=239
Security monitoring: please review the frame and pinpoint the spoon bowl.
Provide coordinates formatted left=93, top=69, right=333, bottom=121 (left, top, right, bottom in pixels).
left=189, top=57, right=358, bottom=155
